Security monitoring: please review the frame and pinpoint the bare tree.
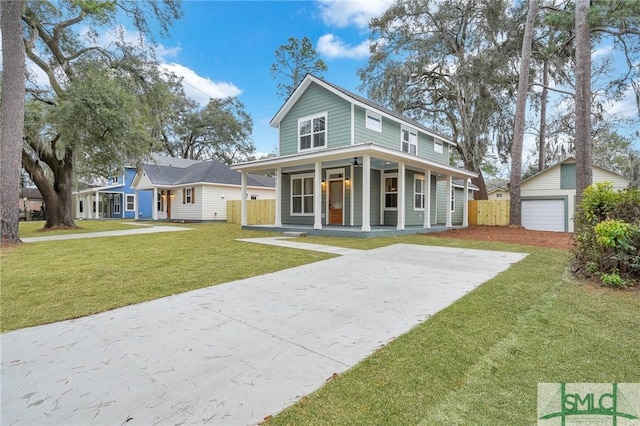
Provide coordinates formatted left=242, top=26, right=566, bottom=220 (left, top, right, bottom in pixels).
left=510, top=0, right=539, bottom=226
left=574, top=0, right=592, bottom=202
left=1, top=0, right=25, bottom=244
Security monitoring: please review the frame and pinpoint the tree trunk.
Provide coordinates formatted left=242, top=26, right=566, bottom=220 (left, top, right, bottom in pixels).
left=538, top=58, right=549, bottom=172
left=1, top=0, right=25, bottom=244
left=22, top=148, right=76, bottom=229
left=575, top=0, right=592, bottom=204
left=509, top=0, right=538, bottom=227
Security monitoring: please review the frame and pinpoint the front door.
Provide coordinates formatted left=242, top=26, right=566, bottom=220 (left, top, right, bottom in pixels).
left=328, top=180, right=343, bottom=225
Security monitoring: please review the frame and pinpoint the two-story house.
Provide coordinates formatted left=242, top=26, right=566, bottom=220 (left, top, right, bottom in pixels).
left=231, top=75, right=477, bottom=233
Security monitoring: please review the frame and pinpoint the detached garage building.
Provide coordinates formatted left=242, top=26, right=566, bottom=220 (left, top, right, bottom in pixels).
left=520, top=157, right=630, bottom=232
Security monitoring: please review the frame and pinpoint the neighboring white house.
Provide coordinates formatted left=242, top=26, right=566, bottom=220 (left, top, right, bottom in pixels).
left=520, top=157, right=630, bottom=232
left=487, top=187, right=510, bottom=201
left=131, top=155, right=275, bottom=221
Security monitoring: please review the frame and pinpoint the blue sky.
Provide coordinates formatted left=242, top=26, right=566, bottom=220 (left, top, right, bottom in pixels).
left=153, top=0, right=392, bottom=156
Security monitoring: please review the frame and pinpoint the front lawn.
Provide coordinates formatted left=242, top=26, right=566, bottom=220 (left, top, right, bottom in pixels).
left=1, top=223, right=332, bottom=331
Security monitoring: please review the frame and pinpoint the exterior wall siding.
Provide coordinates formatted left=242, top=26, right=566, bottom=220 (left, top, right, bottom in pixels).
left=279, top=83, right=352, bottom=156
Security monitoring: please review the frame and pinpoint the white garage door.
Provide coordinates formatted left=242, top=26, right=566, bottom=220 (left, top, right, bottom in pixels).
left=521, top=199, right=565, bottom=232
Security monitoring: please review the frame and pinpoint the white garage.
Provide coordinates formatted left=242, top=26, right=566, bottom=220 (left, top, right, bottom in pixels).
left=521, top=199, right=566, bottom=232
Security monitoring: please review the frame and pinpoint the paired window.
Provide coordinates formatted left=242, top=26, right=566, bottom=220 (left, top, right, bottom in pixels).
left=183, top=187, right=196, bottom=204
left=434, top=140, right=443, bottom=154
left=401, top=128, right=417, bottom=155
left=414, top=176, right=425, bottom=210
left=365, top=110, right=382, bottom=132
left=299, top=113, right=326, bottom=151
left=114, top=195, right=121, bottom=214
left=126, top=195, right=135, bottom=211
left=291, top=175, right=314, bottom=215
left=384, top=175, right=398, bottom=209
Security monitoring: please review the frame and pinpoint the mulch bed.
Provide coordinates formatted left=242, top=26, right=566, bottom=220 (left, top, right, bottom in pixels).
left=429, top=225, right=573, bottom=250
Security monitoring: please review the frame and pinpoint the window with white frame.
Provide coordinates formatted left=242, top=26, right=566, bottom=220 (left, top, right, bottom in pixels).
left=435, top=140, right=443, bottom=154
left=113, top=175, right=119, bottom=184
left=185, top=188, right=192, bottom=204
left=126, top=194, right=135, bottom=211
left=114, top=195, right=121, bottom=214
left=451, top=188, right=456, bottom=212
left=298, top=113, right=326, bottom=151
left=401, top=128, right=417, bottom=155
left=291, top=175, right=314, bottom=215
left=365, top=110, right=382, bottom=132
left=496, top=193, right=502, bottom=198
left=384, top=175, right=398, bottom=209
left=414, top=176, right=425, bottom=210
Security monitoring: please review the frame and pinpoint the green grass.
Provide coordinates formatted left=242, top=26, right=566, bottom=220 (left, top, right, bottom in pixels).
left=18, top=219, right=143, bottom=238
left=264, top=239, right=640, bottom=425
left=1, top=223, right=333, bottom=331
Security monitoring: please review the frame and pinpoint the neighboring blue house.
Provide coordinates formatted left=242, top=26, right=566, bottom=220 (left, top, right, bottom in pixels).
left=231, top=74, right=477, bottom=233
left=73, top=167, right=153, bottom=220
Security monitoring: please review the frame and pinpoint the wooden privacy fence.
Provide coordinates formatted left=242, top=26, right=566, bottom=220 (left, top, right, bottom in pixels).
left=468, top=200, right=510, bottom=226
left=227, top=199, right=275, bottom=225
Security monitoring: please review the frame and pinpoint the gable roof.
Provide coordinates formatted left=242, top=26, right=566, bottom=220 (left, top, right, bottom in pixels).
left=521, top=157, right=628, bottom=186
left=270, top=74, right=454, bottom=145
left=142, top=158, right=275, bottom=188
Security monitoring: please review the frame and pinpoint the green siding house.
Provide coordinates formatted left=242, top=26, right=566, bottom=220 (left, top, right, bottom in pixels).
left=232, top=75, right=476, bottom=233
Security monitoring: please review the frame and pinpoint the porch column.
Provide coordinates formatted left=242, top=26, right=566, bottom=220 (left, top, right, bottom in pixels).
left=314, top=161, right=322, bottom=229
left=95, top=191, right=100, bottom=219
left=274, top=167, right=282, bottom=227
left=424, top=169, right=431, bottom=228
left=463, top=178, right=469, bottom=227
left=397, top=162, right=405, bottom=230
left=152, top=187, right=158, bottom=221
left=349, top=165, right=355, bottom=226
left=361, top=155, right=371, bottom=231
left=134, top=190, right=139, bottom=220
left=240, top=171, right=248, bottom=226
left=445, top=175, right=452, bottom=228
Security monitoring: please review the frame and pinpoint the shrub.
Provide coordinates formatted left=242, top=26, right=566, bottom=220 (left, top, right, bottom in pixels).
left=572, top=183, right=640, bottom=287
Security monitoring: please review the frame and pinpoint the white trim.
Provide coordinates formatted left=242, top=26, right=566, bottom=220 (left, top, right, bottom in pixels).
left=365, top=110, right=382, bottom=133
left=397, top=163, right=405, bottom=230
left=125, top=194, right=135, bottom=212
left=270, top=75, right=455, bottom=146
left=349, top=165, right=354, bottom=226
left=446, top=175, right=452, bottom=227
left=382, top=171, right=398, bottom=211
left=424, top=170, right=431, bottom=228
left=297, top=111, right=328, bottom=153
left=361, top=155, right=371, bottom=231
left=290, top=173, right=315, bottom=216
left=314, top=162, right=322, bottom=229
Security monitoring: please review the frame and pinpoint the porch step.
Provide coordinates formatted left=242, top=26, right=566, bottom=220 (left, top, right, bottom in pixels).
left=283, top=231, right=307, bottom=237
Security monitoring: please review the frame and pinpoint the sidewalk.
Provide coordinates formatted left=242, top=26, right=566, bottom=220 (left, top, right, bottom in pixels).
left=21, top=225, right=191, bottom=242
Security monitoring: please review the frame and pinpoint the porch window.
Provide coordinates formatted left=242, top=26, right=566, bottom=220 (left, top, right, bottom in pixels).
left=298, top=113, right=326, bottom=151
left=385, top=176, right=398, bottom=209
left=157, top=191, right=164, bottom=211
left=183, top=187, right=195, bottom=204
left=365, top=110, right=382, bottom=132
left=126, top=194, right=135, bottom=211
left=414, top=176, right=425, bottom=210
left=291, top=175, right=314, bottom=215
left=401, top=128, right=417, bottom=155
left=114, top=195, right=121, bottom=214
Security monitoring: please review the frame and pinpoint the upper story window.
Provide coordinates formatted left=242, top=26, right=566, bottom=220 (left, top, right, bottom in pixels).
left=113, top=175, right=120, bottom=184
left=365, top=110, right=382, bottom=132
left=401, top=128, right=417, bottom=155
left=434, top=140, right=443, bottom=154
left=298, top=113, right=326, bottom=151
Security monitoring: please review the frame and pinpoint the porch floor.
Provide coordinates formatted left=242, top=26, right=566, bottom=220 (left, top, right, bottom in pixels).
left=242, top=224, right=465, bottom=238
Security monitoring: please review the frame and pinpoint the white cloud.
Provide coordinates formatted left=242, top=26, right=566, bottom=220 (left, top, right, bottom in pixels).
left=317, top=34, right=370, bottom=59
left=155, top=44, right=182, bottom=62
left=317, top=0, right=393, bottom=29
left=160, top=63, right=242, bottom=105
left=605, top=86, right=639, bottom=119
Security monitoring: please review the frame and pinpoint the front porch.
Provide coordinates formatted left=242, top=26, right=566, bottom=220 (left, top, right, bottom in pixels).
left=243, top=223, right=462, bottom=238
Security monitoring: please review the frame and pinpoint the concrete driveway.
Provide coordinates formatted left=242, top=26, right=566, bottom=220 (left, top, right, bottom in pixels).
left=1, top=243, right=526, bottom=425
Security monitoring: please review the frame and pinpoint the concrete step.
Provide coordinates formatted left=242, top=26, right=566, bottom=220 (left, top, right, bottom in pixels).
left=282, top=231, right=307, bottom=237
